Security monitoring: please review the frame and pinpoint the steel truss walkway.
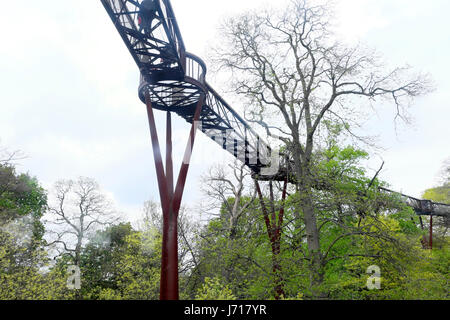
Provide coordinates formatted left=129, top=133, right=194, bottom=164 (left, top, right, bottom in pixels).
left=101, top=0, right=279, bottom=177
left=101, top=0, right=449, bottom=217
left=100, top=0, right=449, bottom=299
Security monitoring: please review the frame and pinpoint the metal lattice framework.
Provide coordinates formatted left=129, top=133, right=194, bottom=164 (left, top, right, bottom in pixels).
left=379, top=187, right=450, bottom=218
left=100, top=0, right=449, bottom=299
left=101, top=0, right=279, bottom=177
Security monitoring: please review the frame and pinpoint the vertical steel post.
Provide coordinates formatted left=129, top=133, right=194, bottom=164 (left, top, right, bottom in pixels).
left=418, top=216, right=428, bottom=249
left=254, top=178, right=288, bottom=300
left=144, top=91, right=170, bottom=214
left=144, top=91, right=172, bottom=299
left=163, top=110, right=177, bottom=300
left=172, top=94, right=205, bottom=214
left=144, top=89, right=204, bottom=300
left=277, top=177, right=288, bottom=239
left=166, top=111, right=174, bottom=199
left=429, top=215, right=433, bottom=250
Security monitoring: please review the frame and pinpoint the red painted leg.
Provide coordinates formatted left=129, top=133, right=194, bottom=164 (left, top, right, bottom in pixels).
left=144, top=91, right=170, bottom=213
left=144, top=89, right=205, bottom=300
left=172, top=94, right=205, bottom=215
left=429, top=215, right=433, bottom=250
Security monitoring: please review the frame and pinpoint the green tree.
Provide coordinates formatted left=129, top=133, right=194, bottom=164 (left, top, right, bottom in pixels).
left=0, top=230, right=73, bottom=300
left=76, top=223, right=161, bottom=300
left=327, top=216, right=448, bottom=300
left=190, top=163, right=278, bottom=300
left=0, top=164, right=47, bottom=244
left=195, top=277, right=237, bottom=300
left=191, top=139, right=433, bottom=300
left=189, top=196, right=274, bottom=300
left=212, top=0, right=431, bottom=297
left=422, top=160, right=450, bottom=204
left=0, top=163, right=71, bottom=300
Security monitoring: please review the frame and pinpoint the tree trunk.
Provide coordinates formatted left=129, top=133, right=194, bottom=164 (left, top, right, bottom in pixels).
left=299, top=183, right=324, bottom=298
left=292, top=137, right=324, bottom=298
left=74, top=240, right=82, bottom=299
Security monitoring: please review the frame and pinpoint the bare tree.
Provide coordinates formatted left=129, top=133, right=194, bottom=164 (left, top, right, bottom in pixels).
left=0, top=142, right=26, bottom=166
left=200, top=161, right=256, bottom=239
left=202, top=162, right=294, bottom=299
left=45, top=177, right=119, bottom=266
left=212, top=0, right=432, bottom=295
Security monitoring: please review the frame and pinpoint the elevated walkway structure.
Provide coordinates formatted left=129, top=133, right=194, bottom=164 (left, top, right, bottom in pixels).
left=100, top=0, right=449, bottom=299
left=100, top=0, right=278, bottom=300
left=101, top=0, right=276, bottom=177
left=379, top=187, right=449, bottom=218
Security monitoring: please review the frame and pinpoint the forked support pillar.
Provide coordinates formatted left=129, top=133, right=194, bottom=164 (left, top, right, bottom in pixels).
left=254, top=178, right=288, bottom=300
left=144, top=89, right=205, bottom=300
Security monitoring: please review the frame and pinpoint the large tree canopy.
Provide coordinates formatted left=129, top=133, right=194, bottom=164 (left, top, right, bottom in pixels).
left=211, top=0, right=432, bottom=297
left=0, top=164, right=47, bottom=245
left=0, top=163, right=71, bottom=300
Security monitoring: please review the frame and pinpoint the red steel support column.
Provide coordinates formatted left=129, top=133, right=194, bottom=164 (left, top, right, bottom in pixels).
left=144, top=91, right=170, bottom=214
left=254, top=177, right=288, bottom=300
left=163, top=111, right=176, bottom=300
left=254, top=180, right=273, bottom=241
left=429, top=215, right=433, bottom=250
left=277, top=177, right=288, bottom=240
left=144, top=91, right=171, bottom=299
left=144, top=89, right=204, bottom=300
left=172, top=94, right=205, bottom=214
left=166, top=111, right=174, bottom=199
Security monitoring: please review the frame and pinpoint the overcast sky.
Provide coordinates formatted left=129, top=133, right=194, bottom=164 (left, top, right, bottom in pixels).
left=1, top=0, right=449, bottom=223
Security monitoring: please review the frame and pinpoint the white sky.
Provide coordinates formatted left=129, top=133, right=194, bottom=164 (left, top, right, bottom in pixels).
left=0, top=0, right=449, bottom=222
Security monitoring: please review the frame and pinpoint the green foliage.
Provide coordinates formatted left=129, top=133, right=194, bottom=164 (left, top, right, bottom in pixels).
left=78, top=223, right=161, bottom=300
left=0, top=219, right=73, bottom=300
left=0, top=163, right=68, bottom=300
left=187, top=143, right=449, bottom=300
left=422, top=160, right=449, bottom=204
left=423, top=187, right=450, bottom=204
left=422, top=162, right=449, bottom=204
left=0, top=164, right=47, bottom=242
left=322, top=216, right=448, bottom=300
left=187, top=195, right=279, bottom=300
left=195, top=277, right=237, bottom=300
left=1, top=150, right=447, bottom=300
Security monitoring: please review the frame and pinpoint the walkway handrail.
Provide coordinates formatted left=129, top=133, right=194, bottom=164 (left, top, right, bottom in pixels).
left=159, top=0, right=186, bottom=69
left=379, top=187, right=450, bottom=217
left=185, top=52, right=207, bottom=85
